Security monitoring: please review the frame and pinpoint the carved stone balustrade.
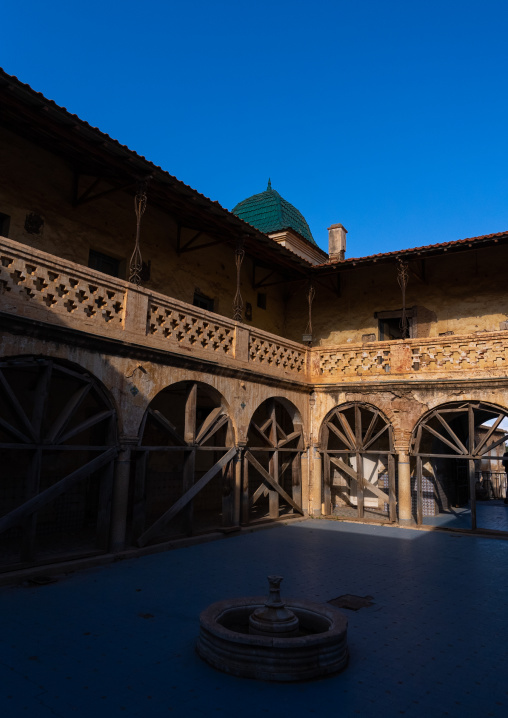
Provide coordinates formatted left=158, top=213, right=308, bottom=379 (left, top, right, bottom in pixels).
left=0, top=237, right=309, bottom=383
left=313, top=333, right=508, bottom=382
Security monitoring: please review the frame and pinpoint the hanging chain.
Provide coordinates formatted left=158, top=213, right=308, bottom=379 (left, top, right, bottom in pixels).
left=397, top=258, right=410, bottom=339
left=303, top=281, right=316, bottom=344
left=129, top=181, right=148, bottom=285
left=233, top=238, right=245, bottom=321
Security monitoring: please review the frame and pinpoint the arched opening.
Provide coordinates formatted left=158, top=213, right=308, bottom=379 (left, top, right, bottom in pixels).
left=243, top=398, right=304, bottom=524
left=132, top=381, right=236, bottom=546
left=410, top=401, right=508, bottom=530
left=0, top=356, right=118, bottom=570
left=320, top=402, right=396, bottom=522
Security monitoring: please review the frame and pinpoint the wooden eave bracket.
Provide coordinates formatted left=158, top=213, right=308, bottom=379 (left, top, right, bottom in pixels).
left=72, top=172, right=140, bottom=207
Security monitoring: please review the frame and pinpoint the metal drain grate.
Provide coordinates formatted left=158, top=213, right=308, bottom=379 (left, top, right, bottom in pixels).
left=328, top=594, right=374, bottom=611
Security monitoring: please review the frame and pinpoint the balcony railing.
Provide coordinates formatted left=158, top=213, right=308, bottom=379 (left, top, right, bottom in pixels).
left=0, top=237, right=309, bottom=382
left=2, top=237, right=508, bottom=385
left=313, top=331, right=508, bottom=381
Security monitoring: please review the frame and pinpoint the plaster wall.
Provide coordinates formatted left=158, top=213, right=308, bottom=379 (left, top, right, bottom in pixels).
left=284, top=247, right=508, bottom=346
left=0, top=127, right=287, bottom=336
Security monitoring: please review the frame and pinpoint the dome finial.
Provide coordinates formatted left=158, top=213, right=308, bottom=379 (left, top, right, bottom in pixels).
left=267, top=178, right=272, bottom=190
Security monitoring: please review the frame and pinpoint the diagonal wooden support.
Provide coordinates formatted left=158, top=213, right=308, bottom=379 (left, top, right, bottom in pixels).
left=250, top=420, right=275, bottom=447
left=197, top=414, right=229, bottom=446
left=244, top=451, right=303, bottom=514
left=148, top=409, right=186, bottom=446
left=363, top=423, right=389, bottom=451
left=46, top=384, right=91, bottom=443
left=58, top=409, right=115, bottom=444
left=195, top=407, right=223, bottom=443
left=423, top=423, right=465, bottom=454
left=137, top=447, right=237, bottom=547
left=434, top=412, right=468, bottom=454
left=326, top=421, right=354, bottom=450
left=329, top=456, right=389, bottom=503
left=0, top=368, right=36, bottom=441
left=0, top=447, right=118, bottom=535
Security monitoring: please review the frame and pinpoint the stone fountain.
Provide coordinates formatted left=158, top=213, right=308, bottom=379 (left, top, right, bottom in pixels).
left=196, top=576, right=348, bottom=682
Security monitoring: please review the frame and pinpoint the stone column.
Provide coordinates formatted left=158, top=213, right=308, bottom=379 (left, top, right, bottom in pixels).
left=110, top=436, right=138, bottom=552
left=233, top=443, right=245, bottom=526
left=300, top=446, right=310, bottom=516
left=397, top=451, right=414, bottom=524
left=309, top=446, right=322, bottom=516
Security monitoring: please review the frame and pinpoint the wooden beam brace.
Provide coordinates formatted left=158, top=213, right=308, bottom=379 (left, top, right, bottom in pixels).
left=326, top=420, right=354, bottom=450
left=478, top=432, right=508, bottom=457
left=422, top=423, right=465, bottom=455
left=0, top=369, right=36, bottom=441
left=253, top=270, right=277, bottom=289
left=244, top=450, right=303, bottom=513
left=197, top=414, right=229, bottom=446
left=45, top=384, right=91, bottom=443
left=137, top=447, right=237, bottom=547
left=73, top=174, right=137, bottom=206
left=250, top=421, right=276, bottom=447
left=329, top=455, right=390, bottom=503
left=363, top=411, right=380, bottom=448
left=0, top=447, right=118, bottom=534
left=475, top=413, right=505, bottom=455
left=195, top=407, right=223, bottom=444
left=58, top=409, right=115, bottom=444
left=434, top=411, right=468, bottom=454
left=363, top=423, right=389, bottom=451
left=277, top=430, right=302, bottom=448
left=148, top=408, right=186, bottom=446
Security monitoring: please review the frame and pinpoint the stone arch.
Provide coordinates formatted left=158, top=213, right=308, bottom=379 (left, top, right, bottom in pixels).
left=320, top=401, right=397, bottom=522
left=132, top=380, right=237, bottom=546
left=243, top=397, right=305, bottom=524
left=410, top=400, right=508, bottom=527
left=0, top=355, right=119, bottom=570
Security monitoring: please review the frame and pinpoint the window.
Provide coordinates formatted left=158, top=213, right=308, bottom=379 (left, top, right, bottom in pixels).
left=193, top=291, right=214, bottom=312
left=88, top=249, right=121, bottom=278
left=375, top=309, right=414, bottom=340
left=0, top=212, right=10, bottom=237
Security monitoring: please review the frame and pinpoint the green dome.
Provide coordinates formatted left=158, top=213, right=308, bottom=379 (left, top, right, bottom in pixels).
left=232, top=180, right=316, bottom=245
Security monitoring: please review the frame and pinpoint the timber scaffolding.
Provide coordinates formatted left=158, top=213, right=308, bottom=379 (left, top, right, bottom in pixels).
left=3, top=67, right=508, bottom=578
left=3, top=232, right=508, bottom=579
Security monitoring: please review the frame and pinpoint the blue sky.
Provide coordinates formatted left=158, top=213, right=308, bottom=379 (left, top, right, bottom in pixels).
left=2, top=1, right=508, bottom=257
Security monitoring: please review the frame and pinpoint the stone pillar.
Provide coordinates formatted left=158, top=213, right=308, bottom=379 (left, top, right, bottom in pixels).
left=309, top=446, right=322, bottom=516
left=233, top=444, right=245, bottom=526
left=300, top=446, right=310, bottom=516
left=397, top=451, right=414, bottom=524
left=110, top=436, right=138, bottom=552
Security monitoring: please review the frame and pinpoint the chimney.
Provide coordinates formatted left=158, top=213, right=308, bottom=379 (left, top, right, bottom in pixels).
left=328, top=223, right=347, bottom=261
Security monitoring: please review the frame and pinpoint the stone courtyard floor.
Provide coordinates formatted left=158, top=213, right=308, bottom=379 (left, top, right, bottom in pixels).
left=1, top=519, right=508, bottom=717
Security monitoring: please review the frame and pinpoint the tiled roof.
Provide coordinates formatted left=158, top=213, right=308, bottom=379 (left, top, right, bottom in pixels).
left=0, top=68, right=316, bottom=274
left=232, top=180, right=317, bottom=246
left=314, top=229, right=508, bottom=270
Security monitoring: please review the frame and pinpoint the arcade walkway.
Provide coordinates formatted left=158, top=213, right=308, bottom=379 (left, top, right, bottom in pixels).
left=1, top=520, right=507, bottom=717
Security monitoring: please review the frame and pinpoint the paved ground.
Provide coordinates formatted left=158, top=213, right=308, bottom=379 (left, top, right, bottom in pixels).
left=423, top=499, right=508, bottom=531
left=2, top=519, right=508, bottom=717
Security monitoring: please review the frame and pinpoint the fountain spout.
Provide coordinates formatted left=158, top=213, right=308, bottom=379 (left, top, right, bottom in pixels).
left=249, top=576, right=300, bottom=637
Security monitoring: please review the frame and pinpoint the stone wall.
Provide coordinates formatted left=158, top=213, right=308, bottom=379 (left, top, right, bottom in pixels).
left=0, top=126, right=288, bottom=337
left=284, top=245, right=508, bottom=345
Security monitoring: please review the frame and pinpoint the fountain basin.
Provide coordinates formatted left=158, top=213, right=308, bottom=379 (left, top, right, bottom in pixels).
left=196, top=596, right=348, bottom=682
